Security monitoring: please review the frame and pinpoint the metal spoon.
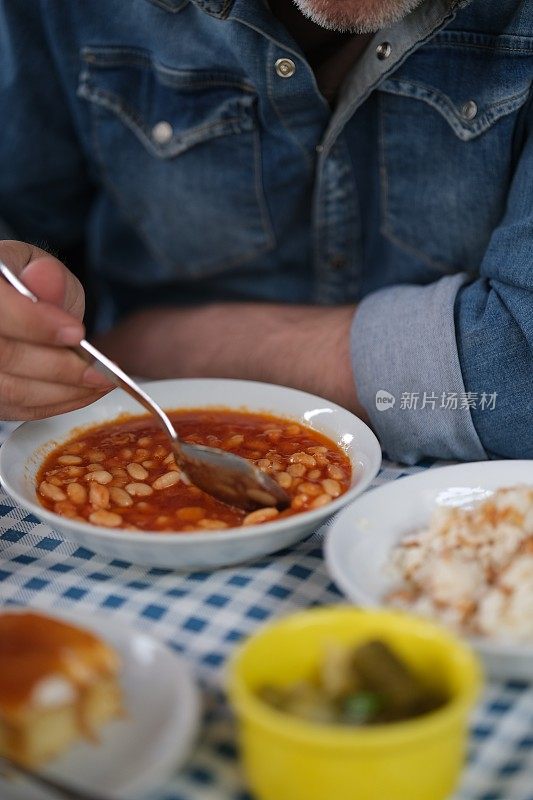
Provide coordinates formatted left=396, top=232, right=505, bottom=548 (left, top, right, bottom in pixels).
left=0, top=261, right=290, bottom=512
left=0, top=754, right=115, bottom=800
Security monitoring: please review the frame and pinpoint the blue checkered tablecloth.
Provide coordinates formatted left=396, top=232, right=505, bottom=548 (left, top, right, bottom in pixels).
left=1, top=421, right=532, bottom=800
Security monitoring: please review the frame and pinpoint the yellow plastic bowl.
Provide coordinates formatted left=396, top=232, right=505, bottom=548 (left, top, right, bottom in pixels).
left=228, top=606, right=481, bottom=800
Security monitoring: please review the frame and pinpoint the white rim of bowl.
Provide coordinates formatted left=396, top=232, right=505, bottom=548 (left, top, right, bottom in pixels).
left=0, top=382, right=382, bottom=546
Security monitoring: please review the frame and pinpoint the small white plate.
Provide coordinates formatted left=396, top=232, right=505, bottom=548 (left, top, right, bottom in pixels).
left=325, top=460, right=533, bottom=680
left=0, top=609, right=200, bottom=800
left=0, top=379, right=381, bottom=570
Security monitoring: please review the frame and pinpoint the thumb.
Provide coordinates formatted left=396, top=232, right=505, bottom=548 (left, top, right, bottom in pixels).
left=21, top=257, right=85, bottom=322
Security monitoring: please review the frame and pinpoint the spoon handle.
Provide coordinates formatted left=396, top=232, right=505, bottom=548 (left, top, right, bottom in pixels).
left=0, top=260, right=291, bottom=511
left=0, top=261, right=179, bottom=443
left=75, top=339, right=178, bottom=443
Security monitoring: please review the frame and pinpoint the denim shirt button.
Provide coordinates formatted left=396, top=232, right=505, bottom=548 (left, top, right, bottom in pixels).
left=275, top=58, right=296, bottom=78
left=152, top=121, right=174, bottom=144
left=461, top=100, right=478, bottom=121
left=376, top=42, right=392, bottom=60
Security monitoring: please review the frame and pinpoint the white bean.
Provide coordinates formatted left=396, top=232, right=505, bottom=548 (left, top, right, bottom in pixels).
left=297, top=482, right=322, bottom=497
left=66, top=482, right=87, bottom=505
left=89, top=510, right=122, bottom=528
left=287, top=463, right=306, bottom=478
left=87, top=450, right=105, bottom=462
left=57, top=455, right=83, bottom=465
left=39, top=482, right=66, bottom=502
left=246, top=488, right=277, bottom=508
left=225, top=434, right=244, bottom=449
left=109, top=487, right=134, bottom=507
left=54, top=501, right=77, bottom=518
left=291, top=495, right=308, bottom=510
left=89, top=482, right=110, bottom=509
left=127, top=462, right=149, bottom=481
left=322, top=478, right=342, bottom=498
left=65, top=466, right=84, bottom=477
left=243, top=507, right=279, bottom=526
left=290, top=452, right=316, bottom=467
left=327, top=464, right=345, bottom=481
left=125, top=482, right=154, bottom=497
left=276, top=471, right=292, bottom=489
left=84, top=470, right=113, bottom=485
left=197, top=519, right=229, bottom=530
left=311, top=493, right=332, bottom=509
left=64, top=441, right=86, bottom=455
left=284, top=424, right=301, bottom=436
left=152, top=471, right=181, bottom=490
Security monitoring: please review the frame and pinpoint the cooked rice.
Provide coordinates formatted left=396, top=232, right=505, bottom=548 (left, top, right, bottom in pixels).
left=387, top=486, right=533, bottom=642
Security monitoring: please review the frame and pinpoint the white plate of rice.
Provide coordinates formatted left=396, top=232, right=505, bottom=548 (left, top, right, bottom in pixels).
left=325, top=461, right=533, bottom=679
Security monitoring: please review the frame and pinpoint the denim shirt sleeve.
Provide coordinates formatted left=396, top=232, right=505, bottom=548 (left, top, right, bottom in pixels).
left=0, top=2, right=90, bottom=250
left=454, top=106, right=533, bottom=460
left=352, top=108, right=533, bottom=463
left=351, top=274, right=487, bottom=464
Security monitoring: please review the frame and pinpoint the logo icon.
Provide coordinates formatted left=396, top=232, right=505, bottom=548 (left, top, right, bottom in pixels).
left=375, top=390, right=396, bottom=412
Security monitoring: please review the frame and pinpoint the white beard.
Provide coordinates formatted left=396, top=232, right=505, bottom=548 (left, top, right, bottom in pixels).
left=292, top=0, right=425, bottom=33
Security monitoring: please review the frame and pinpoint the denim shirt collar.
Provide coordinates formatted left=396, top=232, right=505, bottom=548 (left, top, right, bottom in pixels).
left=185, top=0, right=475, bottom=156
left=320, top=0, right=473, bottom=151
left=189, top=0, right=235, bottom=18
left=149, top=0, right=235, bottom=18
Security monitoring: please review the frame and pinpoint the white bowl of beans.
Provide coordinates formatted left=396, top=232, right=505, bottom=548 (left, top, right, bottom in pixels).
left=0, top=379, right=382, bottom=570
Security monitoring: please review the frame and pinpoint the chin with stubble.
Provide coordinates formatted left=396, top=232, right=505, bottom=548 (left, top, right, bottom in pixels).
left=292, top=0, right=425, bottom=32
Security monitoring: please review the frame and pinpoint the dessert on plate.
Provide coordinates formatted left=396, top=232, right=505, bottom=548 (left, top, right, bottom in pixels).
left=0, top=610, right=123, bottom=766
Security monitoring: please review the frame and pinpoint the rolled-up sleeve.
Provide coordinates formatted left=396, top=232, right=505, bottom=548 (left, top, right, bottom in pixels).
left=351, top=274, right=487, bottom=464
left=352, top=113, right=533, bottom=463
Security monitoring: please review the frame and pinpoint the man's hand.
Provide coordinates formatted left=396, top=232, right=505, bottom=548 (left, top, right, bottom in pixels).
left=98, top=302, right=367, bottom=420
left=0, top=241, right=112, bottom=420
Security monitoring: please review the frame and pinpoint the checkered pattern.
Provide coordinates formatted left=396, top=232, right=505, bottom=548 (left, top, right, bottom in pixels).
left=1, top=422, right=532, bottom=800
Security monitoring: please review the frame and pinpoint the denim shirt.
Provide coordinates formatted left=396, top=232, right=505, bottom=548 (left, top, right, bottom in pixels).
left=0, top=0, right=532, bottom=462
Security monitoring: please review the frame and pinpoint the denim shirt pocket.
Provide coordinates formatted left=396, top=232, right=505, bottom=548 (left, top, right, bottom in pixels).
left=378, top=32, right=533, bottom=273
left=78, top=46, right=275, bottom=280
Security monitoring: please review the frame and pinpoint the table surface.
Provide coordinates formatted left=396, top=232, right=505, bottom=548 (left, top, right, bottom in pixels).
left=0, top=420, right=532, bottom=800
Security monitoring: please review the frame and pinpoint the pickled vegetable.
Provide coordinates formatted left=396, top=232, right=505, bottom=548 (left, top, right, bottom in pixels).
left=257, top=639, right=446, bottom=726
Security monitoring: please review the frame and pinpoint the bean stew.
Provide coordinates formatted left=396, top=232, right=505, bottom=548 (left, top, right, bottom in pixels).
left=36, top=409, right=352, bottom=532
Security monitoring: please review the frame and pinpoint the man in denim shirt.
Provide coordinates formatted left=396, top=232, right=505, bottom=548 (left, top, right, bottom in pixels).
left=0, top=0, right=531, bottom=462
